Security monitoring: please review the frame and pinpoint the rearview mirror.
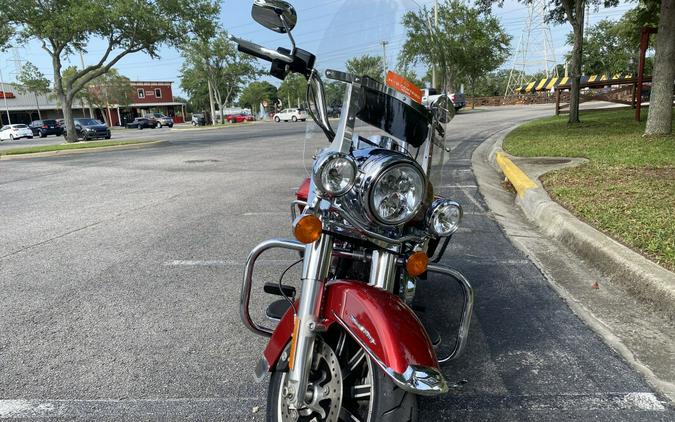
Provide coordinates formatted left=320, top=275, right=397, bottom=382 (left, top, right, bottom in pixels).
left=430, top=95, right=455, bottom=124
left=251, top=0, right=297, bottom=33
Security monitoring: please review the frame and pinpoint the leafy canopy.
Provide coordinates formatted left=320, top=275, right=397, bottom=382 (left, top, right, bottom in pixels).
left=345, top=55, right=385, bottom=82
left=238, top=81, right=278, bottom=113
left=16, top=62, right=50, bottom=96
left=180, top=31, right=259, bottom=117
left=400, top=0, right=511, bottom=91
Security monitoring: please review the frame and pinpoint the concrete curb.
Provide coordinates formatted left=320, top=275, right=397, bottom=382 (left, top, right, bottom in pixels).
left=0, top=140, right=170, bottom=160
left=488, top=127, right=675, bottom=321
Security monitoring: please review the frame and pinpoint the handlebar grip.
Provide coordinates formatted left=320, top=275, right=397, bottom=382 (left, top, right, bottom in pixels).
left=229, top=35, right=293, bottom=64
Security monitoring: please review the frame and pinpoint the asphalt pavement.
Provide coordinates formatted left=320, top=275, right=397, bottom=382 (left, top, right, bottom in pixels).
left=0, top=112, right=671, bottom=420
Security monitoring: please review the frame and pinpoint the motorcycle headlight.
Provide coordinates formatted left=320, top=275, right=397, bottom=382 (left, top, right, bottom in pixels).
left=312, top=152, right=357, bottom=197
left=369, top=163, right=425, bottom=225
left=427, top=199, right=462, bottom=236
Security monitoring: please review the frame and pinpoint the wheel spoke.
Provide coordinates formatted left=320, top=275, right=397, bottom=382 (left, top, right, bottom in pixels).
left=350, top=384, right=372, bottom=399
left=336, top=331, right=347, bottom=358
left=341, top=348, right=366, bottom=380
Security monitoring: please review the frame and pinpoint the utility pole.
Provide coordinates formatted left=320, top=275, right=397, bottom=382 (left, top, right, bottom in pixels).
left=0, top=68, right=11, bottom=125
left=381, top=40, right=389, bottom=78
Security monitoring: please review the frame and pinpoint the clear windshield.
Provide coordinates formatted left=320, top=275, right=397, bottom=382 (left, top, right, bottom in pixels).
left=300, top=0, right=452, bottom=189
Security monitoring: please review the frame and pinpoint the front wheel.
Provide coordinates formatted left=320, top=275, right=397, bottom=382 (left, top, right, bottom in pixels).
left=266, top=332, right=417, bottom=422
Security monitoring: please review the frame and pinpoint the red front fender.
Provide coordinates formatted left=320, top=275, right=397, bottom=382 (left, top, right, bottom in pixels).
left=263, top=280, right=448, bottom=395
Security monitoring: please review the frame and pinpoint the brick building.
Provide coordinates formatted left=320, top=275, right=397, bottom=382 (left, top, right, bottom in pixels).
left=0, top=80, right=186, bottom=126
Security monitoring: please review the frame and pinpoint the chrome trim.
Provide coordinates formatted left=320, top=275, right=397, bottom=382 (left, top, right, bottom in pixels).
left=326, top=204, right=429, bottom=246
left=308, top=70, right=333, bottom=136
left=241, top=238, right=305, bottom=337
left=369, top=250, right=397, bottom=292
left=426, top=264, right=474, bottom=363
left=330, top=77, right=359, bottom=154
left=366, top=162, right=426, bottom=226
left=290, top=199, right=307, bottom=221
left=333, top=312, right=448, bottom=396
left=312, top=151, right=357, bottom=197
left=286, top=233, right=334, bottom=407
left=426, top=199, right=463, bottom=237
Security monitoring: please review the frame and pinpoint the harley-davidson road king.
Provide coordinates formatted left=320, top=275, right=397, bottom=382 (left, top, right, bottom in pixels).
left=235, top=1, right=473, bottom=420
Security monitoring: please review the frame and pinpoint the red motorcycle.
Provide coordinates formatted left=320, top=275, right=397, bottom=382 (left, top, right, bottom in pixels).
left=234, top=1, right=473, bottom=420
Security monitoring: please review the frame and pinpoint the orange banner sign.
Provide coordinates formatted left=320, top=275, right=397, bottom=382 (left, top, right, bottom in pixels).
left=386, top=71, right=422, bottom=104
left=0, top=91, right=16, bottom=99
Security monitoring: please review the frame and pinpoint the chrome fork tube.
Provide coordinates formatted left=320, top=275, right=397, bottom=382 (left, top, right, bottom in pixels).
left=369, top=250, right=397, bottom=292
left=286, top=233, right=333, bottom=407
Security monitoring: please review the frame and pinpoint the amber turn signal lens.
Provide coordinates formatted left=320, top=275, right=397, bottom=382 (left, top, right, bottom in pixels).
left=293, top=214, right=322, bottom=244
left=406, top=251, right=429, bottom=277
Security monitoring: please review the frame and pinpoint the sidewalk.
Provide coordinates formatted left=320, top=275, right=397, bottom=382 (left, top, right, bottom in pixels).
left=472, top=125, right=675, bottom=403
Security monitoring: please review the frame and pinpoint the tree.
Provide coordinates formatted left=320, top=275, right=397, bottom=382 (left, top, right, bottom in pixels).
left=277, top=73, right=307, bottom=109
left=179, top=65, right=211, bottom=112
left=16, top=62, right=50, bottom=120
left=85, top=69, right=135, bottom=126
left=345, top=55, right=385, bottom=81
left=1, top=0, right=219, bottom=141
left=564, top=2, right=659, bottom=77
left=478, top=0, right=619, bottom=124
left=324, top=80, right=346, bottom=108
left=180, top=31, right=259, bottom=124
left=566, top=19, right=636, bottom=75
left=454, top=6, right=510, bottom=109
left=645, top=0, right=674, bottom=136
left=400, top=1, right=510, bottom=96
left=238, top=81, right=277, bottom=115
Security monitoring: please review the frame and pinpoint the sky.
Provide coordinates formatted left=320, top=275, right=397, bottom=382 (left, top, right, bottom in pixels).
left=0, top=0, right=636, bottom=98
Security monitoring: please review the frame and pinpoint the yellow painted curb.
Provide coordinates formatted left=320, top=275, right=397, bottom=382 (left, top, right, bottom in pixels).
left=495, top=152, right=538, bottom=197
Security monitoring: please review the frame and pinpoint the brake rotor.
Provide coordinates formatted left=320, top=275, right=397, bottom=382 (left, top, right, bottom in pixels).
left=278, top=340, right=343, bottom=422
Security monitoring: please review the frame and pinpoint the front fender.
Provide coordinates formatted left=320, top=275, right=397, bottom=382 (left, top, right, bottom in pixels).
left=262, top=280, right=448, bottom=395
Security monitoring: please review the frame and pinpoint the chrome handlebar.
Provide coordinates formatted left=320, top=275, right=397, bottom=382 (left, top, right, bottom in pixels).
left=228, top=35, right=294, bottom=64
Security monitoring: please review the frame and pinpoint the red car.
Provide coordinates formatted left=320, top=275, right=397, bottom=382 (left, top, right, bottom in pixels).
left=225, top=113, right=255, bottom=123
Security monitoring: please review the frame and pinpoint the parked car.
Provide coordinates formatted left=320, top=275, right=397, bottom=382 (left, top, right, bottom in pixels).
left=0, top=124, right=34, bottom=141
left=422, top=88, right=465, bottom=111
left=62, top=118, right=111, bottom=140
left=273, top=108, right=307, bottom=122
left=144, top=113, right=173, bottom=128
left=191, top=113, right=207, bottom=126
left=29, top=119, right=63, bottom=137
left=225, top=113, right=255, bottom=123
left=126, top=117, right=154, bottom=129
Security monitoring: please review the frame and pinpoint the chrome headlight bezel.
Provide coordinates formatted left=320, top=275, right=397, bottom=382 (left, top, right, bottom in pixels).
left=427, top=199, right=463, bottom=237
left=312, top=151, right=357, bottom=197
left=351, top=150, right=427, bottom=227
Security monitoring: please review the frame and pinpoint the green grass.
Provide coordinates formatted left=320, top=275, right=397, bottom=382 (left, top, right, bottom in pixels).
left=504, top=108, right=675, bottom=271
left=0, top=139, right=154, bottom=156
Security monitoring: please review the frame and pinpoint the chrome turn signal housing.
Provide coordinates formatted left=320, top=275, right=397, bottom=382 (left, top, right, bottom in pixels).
left=427, top=199, right=462, bottom=237
left=312, top=151, right=357, bottom=197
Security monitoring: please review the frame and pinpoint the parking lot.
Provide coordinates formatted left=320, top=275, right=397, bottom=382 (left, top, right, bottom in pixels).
left=0, top=110, right=671, bottom=420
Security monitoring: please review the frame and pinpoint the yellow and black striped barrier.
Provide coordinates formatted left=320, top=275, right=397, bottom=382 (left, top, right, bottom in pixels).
left=517, top=74, right=634, bottom=94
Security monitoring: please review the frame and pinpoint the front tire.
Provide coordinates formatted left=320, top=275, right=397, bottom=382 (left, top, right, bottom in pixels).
left=266, top=332, right=417, bottom=422
left=274, top=116, right=281, bottom=122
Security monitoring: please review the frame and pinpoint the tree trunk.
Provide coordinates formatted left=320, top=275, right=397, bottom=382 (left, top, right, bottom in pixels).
left=207, top=79, right=217, bottom=126
left=645, top=0, right=674, bottom=136
left=568, top=5, right=585, bottom=124
left=61, top=94, right=78, bottom=143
